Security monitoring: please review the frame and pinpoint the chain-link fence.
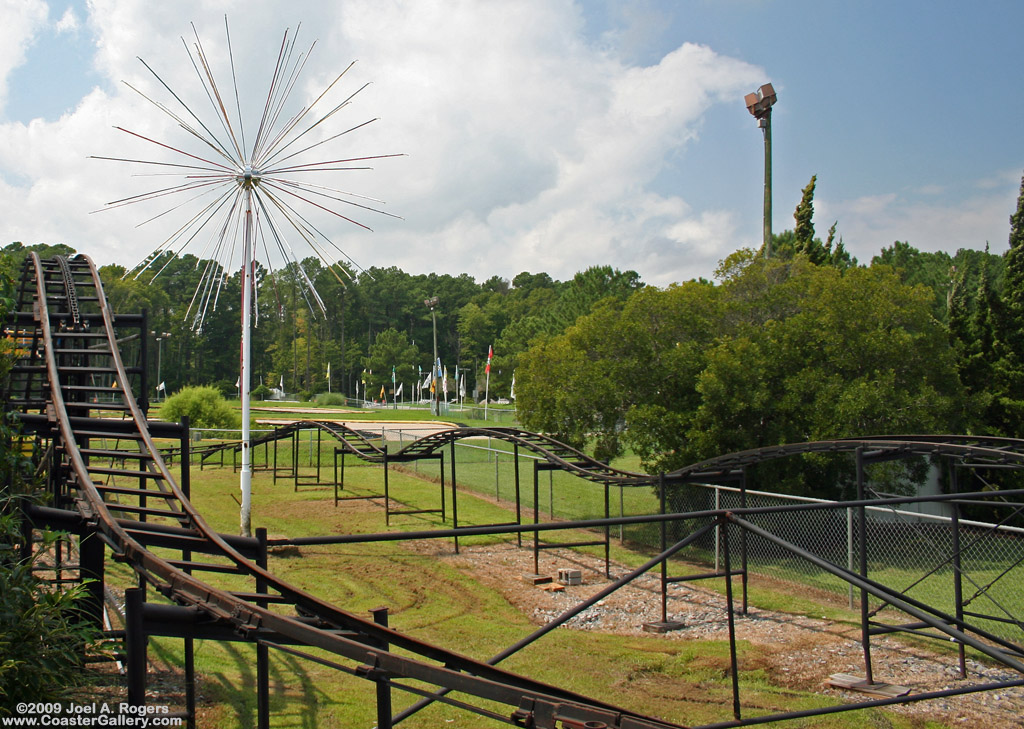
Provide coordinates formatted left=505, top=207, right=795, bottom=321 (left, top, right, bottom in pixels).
left=681, top=484, right=1024, bottom=645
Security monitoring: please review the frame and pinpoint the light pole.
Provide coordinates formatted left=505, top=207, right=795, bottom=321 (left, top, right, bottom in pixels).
left=745, top=83, right=777, bottom=258
left=151, top=331, right=171, bottom=400
left=424, top=296, right=439, bottom=416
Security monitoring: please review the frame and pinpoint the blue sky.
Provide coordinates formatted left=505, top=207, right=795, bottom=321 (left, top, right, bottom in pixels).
left=0, top=1, right=1021, bottom=285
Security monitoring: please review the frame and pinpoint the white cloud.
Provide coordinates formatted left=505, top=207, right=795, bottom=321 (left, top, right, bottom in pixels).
left=0, top=0, right=48, bottom=112
left=818, top=178, right=1020, bottom=262
left=55, top=7, right=79, bottom=34
left=0, top=0, right=766, bottom=286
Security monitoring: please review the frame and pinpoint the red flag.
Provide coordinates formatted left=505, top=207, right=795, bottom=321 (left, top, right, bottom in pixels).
left=485, top=344, right=493, bottom=374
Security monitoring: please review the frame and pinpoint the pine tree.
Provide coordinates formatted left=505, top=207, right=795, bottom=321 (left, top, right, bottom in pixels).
left=1001, top=173, right=1024, bottom=357
left=794, top=175, right=817, bottom=258
left=990, top=173, right=1024, bottom=435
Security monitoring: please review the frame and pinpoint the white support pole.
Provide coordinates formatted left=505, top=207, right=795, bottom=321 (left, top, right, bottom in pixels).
left=239, top=184, right=254, bottom=537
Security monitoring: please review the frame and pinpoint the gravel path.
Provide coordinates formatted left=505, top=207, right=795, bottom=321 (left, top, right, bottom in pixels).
left=417, top=540, right=1024, bottom=728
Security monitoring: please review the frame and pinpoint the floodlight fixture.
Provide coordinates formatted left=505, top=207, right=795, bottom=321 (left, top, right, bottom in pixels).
left=745, top=83, right=777, bottom=124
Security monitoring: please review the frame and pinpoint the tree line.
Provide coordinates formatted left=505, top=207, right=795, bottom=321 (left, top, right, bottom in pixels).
left=0, top=242, right=643, bottom=402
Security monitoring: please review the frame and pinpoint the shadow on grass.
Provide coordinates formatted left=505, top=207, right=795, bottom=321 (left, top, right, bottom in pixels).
left=201, top=642, right=327, bottom=729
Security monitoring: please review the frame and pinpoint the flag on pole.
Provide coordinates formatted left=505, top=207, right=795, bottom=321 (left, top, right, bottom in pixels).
left=421, top=371, right=431, bottom=389
left=484, top=345, right=493, bottom=418
left=379, top=384, right=386, bottom=401
left=442, top=366, right=448, bottom=398
left=156, top=381, right=166, bottom=392
left=395, top=382, right=403, bottom=398
left=279, top=374, right=284, bottom=391
left=510, top=371, right=515, bottom=399
left=326, top=361, right=331, bottom=392
left=459, top=373, right=466, bottom=398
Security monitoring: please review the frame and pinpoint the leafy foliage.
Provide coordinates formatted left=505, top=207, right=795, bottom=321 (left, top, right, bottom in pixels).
left=0, top=526, right=99, bottom=711
left=159, top=385, right=239, bottom=430
left=518, top=252, right=965, bottom=496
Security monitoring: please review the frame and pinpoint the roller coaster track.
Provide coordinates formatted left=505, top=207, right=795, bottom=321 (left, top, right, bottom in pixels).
left=668, top=434, right=1024, bottom=481
left=205, top=419, right=654, bottom=486
left=4, top=254, right=683, bottom=729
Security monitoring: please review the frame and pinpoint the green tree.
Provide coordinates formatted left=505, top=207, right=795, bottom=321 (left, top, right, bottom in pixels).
left=518, top=252, right=966, bottom=496
left=518, top=280, right=719, bottom=462
left=794, top=174, right=816, bottom=253
left=872, top=242, right=955, bottom=320
left=363, top=328, right=420, bottom=396
left=771, top=177, right=852, bottom=269
left=987, top=172, right=1024, bottom=435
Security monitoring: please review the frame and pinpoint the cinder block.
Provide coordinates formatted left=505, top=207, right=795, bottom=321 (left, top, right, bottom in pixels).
left=557, top=568, right=582, bottom=586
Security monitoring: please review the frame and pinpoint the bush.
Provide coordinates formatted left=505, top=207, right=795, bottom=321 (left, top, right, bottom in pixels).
left=0, top=527, right=100, bottom=711
left=315, top=392, right=346, bottom=407
left=160, top=385, right=240, bottom=430
left=251, top=384, right=272, bottom=400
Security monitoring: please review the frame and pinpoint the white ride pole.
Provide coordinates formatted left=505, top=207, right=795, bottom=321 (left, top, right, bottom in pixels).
left=239, top=176, right=257, bottom=536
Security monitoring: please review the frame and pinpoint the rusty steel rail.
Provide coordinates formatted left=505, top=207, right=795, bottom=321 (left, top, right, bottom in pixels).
left=6, top=253, right=686, bottom=729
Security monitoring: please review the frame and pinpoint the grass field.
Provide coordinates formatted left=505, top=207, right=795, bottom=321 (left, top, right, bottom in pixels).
left=84, top=420, right=982, bottom=729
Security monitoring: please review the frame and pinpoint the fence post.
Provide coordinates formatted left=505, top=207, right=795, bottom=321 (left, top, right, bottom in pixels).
left=847, top=507, right=855, bottom=609
left=714, top=486, right=721, bottom=573
left=514, top=442, right=522, bottom=548
left=125, top=587, right=146, bottom=706
left=549, top=470, right=554, bottom=519
left=256, top=528, right=270, bottom=729
left=659, top=474, right=668, bottom=623
left=370, top=607, right=392, bottom=729
left=950, top=464, right=967, bottom=678
left=619, top=485, right=624, bottom=543
left=856, top=447, right=874, bottom=685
